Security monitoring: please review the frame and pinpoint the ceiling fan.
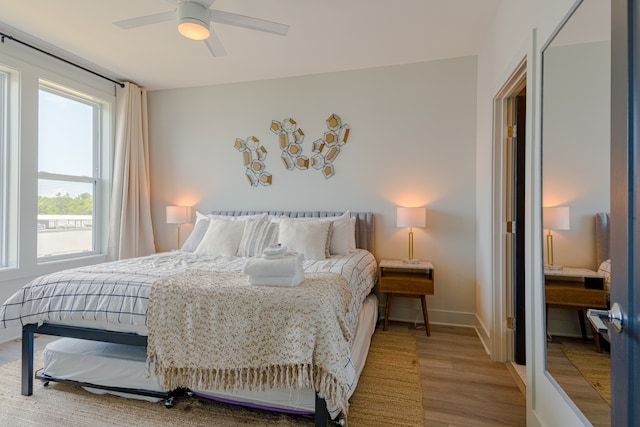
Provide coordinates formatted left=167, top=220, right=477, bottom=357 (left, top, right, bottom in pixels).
left=113, top=0, right=289, bottom=57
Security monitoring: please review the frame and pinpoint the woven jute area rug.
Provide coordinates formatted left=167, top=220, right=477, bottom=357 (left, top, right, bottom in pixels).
left=0, top=331, right=423, bottom=426
left=562, top=347, right=611, bottom=405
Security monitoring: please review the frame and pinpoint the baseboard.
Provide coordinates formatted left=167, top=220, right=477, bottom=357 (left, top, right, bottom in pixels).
left=474, top=315, right=491, bottom=354
left=381, top=302, right=476, bottom=328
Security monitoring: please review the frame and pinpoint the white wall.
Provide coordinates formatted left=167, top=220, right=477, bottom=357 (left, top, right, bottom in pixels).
left=474, top=0, right=536, bottom=355
left=147, top=57, right=478, bottom=326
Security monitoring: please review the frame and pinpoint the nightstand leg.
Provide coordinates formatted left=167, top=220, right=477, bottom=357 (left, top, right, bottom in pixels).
left=577, top=310, right=587, bottom=339
left=420, top=295, right=430, bottom=336
left=384, top=293, right=392, bottom=331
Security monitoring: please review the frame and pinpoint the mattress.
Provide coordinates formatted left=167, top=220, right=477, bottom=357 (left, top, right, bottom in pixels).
left=40, top=294, right=379, bottom=413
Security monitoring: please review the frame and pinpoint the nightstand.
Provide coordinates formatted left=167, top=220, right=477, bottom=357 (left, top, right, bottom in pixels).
left=379, top=259, right=434, bottom=336
left=545, top=267, right=607, bottom=339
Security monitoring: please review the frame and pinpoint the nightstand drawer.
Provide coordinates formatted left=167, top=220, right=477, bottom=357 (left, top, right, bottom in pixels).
left=545, top=285, right=607, bottom=308
left=380, top=270, right=434, bottom=295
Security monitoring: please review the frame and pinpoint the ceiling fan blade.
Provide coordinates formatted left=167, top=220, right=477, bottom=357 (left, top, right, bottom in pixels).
left=204, top=28, right=227, bottom=57
left=113, top=10, right=176, bottom=30
left=209, top=10, right=289, bottom=36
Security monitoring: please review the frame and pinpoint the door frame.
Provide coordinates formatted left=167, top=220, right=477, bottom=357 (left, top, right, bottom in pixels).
left=492, top=59, right=526, bottom=363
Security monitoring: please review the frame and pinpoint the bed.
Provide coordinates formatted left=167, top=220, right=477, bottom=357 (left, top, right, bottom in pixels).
left=0, top=210, right=378, bottom=426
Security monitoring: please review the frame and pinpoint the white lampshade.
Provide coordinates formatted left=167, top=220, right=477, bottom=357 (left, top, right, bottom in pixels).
left=543, top=206, right=570, bottom=230
left=166, top=206, right=191, bottom=224
left=397, top=207, right=426, bottom=228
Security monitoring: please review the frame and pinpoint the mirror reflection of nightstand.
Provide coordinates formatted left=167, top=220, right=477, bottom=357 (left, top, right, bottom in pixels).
left=544, top=267, right=607, bottom=339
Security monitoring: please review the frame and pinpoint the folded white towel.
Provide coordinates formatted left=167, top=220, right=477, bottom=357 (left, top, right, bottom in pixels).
left=263, top=244, right=286, bottom=258
left=243, top=253, right=303, bottom=277
left=248, top=271, right=304, bottom=287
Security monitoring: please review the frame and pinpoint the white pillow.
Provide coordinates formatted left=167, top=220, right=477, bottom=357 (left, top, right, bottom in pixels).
left=289, top=211, right=356, bottom=255
left=180, top=219, right=210, bottom=252
left=194, top=218, right=245, bottom=257
left=329, top=211, right=357, bottom=255
left=598, top=259, right=611, bottom=290
left=237, top=218, right=279, bottom=257
left=277, top=217, right=332, bottom=260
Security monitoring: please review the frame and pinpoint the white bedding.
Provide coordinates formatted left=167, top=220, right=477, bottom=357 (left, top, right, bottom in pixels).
left=1, top=249, right=377, bottom=340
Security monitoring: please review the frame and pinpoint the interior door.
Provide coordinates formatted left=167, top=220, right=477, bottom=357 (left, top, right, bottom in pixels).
left=610, top=1, right=640, bottom=424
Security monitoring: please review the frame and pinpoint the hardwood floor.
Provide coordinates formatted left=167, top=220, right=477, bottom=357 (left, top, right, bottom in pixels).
left=0, top=325, right=528, bottom=426
left=385, top=322, right=526, bottom=426
left=546, top=336, right=611, bottom=427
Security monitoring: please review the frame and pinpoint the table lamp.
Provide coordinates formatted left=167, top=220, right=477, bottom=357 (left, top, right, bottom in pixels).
left=543, top=206, right=570, bottom=270
left=397, top=206, right=426, bottom=264
left=166, top=206, right=192, bottom=249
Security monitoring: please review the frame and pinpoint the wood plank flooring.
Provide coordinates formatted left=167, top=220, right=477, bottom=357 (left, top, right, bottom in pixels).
left=385, top=322, right=526, bottom=426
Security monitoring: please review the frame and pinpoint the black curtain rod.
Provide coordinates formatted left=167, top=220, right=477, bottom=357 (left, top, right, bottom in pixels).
left=0, top=31, right=125, bottom=88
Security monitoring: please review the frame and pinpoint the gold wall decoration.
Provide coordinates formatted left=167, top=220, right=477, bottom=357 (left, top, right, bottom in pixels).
left=270, top=118, right=309, bottom=171
left=235, top=114, right=350, bottom=185
left=271, top=114, right=350, bottom=179
left=310, top=114, right=350, bottom=179
left=234, top=136, right=272, bottom=186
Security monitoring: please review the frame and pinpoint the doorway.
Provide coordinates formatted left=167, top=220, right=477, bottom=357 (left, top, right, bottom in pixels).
left=492, top=59, right=526, bottom=365
left=509, top=88, right=527, bottom=365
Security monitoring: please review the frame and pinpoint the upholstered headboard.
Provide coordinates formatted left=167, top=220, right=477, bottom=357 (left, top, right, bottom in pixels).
left=595, top=212, right=610, bottom=267
left=209, top=210, right=374, bottom=254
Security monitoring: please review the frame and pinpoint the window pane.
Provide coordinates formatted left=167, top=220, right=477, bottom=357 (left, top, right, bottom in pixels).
left=38, top=89, right=94, bottom=177
left=37, top=179, right=93, bottom=258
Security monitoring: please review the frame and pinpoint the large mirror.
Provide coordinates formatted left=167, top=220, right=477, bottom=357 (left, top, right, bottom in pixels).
left=541, top=1, right=611, bottom=425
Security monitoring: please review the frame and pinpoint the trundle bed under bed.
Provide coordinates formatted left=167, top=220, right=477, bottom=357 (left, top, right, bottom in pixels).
left=0, top=210, right=377, bottom=427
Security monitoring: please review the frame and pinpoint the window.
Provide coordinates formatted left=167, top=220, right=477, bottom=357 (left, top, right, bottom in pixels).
left=37, top=85, right=101, bottom=260
left=0, top=71, right=6, bottom=267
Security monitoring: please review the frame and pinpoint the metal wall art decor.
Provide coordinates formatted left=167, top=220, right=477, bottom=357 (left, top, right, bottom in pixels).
left=234, top=136, right=272, bottom=186
left=270, top=118, right=309, bottom=171
left=235, top=114, right=350, bottom=186
left=310, top=113, right=350, bottom=179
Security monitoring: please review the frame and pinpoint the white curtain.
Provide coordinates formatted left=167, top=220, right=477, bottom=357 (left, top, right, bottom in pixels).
left=107, top=82, right=156, bottom=260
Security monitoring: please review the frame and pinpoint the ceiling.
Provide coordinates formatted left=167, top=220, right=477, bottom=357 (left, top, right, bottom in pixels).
left=0, top=0, right=501, bottom=91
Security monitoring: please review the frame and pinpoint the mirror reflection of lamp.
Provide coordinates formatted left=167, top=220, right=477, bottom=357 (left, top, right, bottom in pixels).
left=543, top=206, right=570, bottom=270
left=166, top=206, right=192, bottom=249
left=397, top=207, right=426, bottom=264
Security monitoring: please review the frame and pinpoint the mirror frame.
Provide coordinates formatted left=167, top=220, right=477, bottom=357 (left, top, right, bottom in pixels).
left=536, top=0, right=611, bottom=425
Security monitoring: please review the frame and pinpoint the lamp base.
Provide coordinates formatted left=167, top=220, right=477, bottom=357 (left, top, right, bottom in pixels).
left=402, top=258, right=421, bottom=264
left=544, top=264, right=563, bottom=271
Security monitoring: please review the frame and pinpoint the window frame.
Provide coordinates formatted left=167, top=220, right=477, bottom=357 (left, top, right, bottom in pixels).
left=36, top=82, right=105, bottom=262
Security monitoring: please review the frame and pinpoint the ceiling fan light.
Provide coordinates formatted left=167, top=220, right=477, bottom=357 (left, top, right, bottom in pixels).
left=177, top=1, right=211, bottom=40
left=178, top=20, right=210, bottom=40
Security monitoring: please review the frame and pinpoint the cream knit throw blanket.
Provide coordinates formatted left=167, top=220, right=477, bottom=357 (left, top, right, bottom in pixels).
left=147, top=270, right=352, bottom=415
